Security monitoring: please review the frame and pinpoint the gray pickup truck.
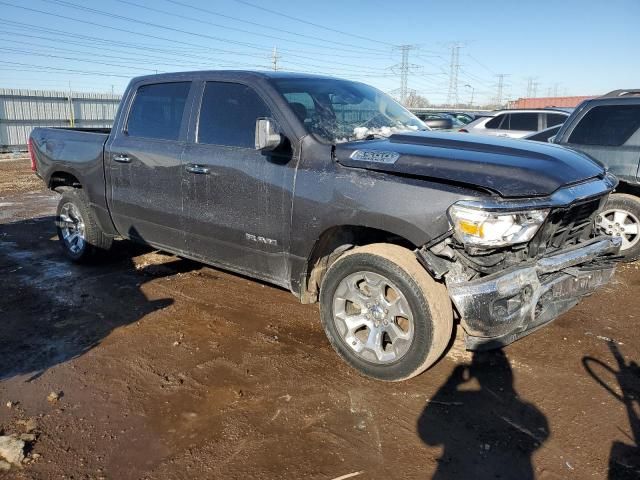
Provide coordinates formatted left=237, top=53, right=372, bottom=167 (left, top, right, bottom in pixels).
left=29, top=71, right=622, bottom=381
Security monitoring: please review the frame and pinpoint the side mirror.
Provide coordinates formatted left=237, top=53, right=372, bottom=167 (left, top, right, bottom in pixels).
left=255, top=118, right=282, bottom=151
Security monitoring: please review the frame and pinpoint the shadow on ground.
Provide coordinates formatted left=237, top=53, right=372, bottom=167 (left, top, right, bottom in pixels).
left=583, top=342, right=640, bottom=479
left=418, top=349, right=549, bottom=480
left=0, top=216, right=199, bottom=382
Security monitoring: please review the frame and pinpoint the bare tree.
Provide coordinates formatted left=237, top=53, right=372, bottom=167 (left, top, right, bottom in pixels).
left=403, top=91, right=430, bottom=108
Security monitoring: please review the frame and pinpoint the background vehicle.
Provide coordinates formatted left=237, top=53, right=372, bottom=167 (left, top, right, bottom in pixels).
left=460, top=108, right=570, bottom=138
left=553, top=90, right=640, bottom=260
left=432, top=111, right=477, bottom=125
left=523, top=124, right=562, bottom=142
left=29, top=71, right=621, bottom=381
left=415, top=112, right=459, bottom=130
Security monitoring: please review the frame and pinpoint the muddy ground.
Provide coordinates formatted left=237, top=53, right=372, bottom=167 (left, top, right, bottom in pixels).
left=0, top=157, right=638, bottom=479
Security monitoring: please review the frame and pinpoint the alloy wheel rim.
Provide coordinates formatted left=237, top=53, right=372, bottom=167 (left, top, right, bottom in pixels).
left=332, top=271, right=414, bottom=364
left=596, top=208, right=640, bottom=251
left=59, top=202, right=86, bottom=254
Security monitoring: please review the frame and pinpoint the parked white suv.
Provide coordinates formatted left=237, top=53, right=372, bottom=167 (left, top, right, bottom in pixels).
left=460, top=109, right=571, bottom=138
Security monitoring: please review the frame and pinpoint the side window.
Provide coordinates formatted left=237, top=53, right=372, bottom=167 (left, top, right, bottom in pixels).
left=283, top=92, right=315, bottom=123
left=568, top=105, right=640, bottom=147
left=198, top=82, right=271, bottom=148
left=546, top=113, right=567, bottom=128
left=508, top=113, right=539, bottom=131
left=126, top=82, right=190, bottom=140
left=485, top=114, right=506, bottom=129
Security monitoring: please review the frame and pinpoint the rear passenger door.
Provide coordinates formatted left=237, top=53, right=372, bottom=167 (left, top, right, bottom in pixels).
left=180, top=81, right=295, bottom=286
left=482, top=114, right=508, bottom=136
left=106, top=81, right=195, bottom=251
left=564, top=104, right=640, bottom=182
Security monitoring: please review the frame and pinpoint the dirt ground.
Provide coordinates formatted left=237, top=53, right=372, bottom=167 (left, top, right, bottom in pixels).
left=0, top=158, right=639, bottom=479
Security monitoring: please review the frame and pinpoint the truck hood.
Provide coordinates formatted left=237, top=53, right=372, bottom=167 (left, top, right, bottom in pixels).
left=334, top=132, right=606, bottom=198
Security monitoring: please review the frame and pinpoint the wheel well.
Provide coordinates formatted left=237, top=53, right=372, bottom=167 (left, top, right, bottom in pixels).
left=300, top=225, right=417, bottom=304
left=614, top=181, right=640, bottom=198
left=49, top=172, right=81, bottom=191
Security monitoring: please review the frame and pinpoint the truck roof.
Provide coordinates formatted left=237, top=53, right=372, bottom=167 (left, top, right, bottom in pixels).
left=131, top=70, right=341, bottom=84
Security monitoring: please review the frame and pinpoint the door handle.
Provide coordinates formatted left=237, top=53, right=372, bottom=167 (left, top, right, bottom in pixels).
left=185, top=164, right=210, bottom=175
left=112, top=154, right=131, bottom=163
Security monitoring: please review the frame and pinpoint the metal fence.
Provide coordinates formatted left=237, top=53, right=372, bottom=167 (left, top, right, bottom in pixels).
left=0, top=88, right=122, bottom=152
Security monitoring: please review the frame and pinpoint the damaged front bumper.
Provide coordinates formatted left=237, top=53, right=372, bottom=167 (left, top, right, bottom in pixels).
left=446, top=236, right=622, bottom=350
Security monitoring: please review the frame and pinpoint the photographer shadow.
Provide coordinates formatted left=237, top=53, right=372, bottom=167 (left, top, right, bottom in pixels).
left=418, top=349, right=549, bottom=480
left=583, top=342, right=640, bottom=479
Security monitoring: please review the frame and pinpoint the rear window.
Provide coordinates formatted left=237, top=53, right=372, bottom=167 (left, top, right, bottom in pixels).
left=126, top=82, right=190, bottom=140
left=198, top=82, right=271, bottom=148
left=568, top=105, right=640, bottom=146
left=508, top=113, right=538, bottom=131
left=546, top=113, right=567, bottom=128
left=484, top=114, right=505, bottom=129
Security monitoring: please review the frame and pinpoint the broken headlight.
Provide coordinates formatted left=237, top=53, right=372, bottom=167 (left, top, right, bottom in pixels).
left=448, top=203, right=549, bottom=247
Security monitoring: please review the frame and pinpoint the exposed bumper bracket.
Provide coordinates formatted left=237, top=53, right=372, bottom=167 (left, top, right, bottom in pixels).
left=447, top=236, right=621, bottom=350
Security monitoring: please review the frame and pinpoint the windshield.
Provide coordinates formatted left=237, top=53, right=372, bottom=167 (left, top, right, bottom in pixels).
left=271, top=77, right=427, bottom=143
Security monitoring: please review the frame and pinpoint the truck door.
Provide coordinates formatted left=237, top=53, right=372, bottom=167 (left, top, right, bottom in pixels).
left=180, top=81, right=295, bottom=287
left=105, top=81, right=194, bottom=252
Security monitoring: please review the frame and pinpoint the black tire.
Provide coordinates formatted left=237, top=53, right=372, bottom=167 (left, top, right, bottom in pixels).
left=56, top=189, right=113, bottom=263
left=319, top=244, right=454, bottom=381
left=597, top=193, right=640, bottom=262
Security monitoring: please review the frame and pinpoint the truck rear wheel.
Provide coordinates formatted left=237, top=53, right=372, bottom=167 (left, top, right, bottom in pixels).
left=319, top=244, right=454, bottom=381
left=56, top=189, right=113, bottom=263
left=596, top=193, right=640, bottom=262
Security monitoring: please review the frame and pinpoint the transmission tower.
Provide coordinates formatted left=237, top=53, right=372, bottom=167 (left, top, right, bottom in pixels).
left=494, top=73, right=509, bottom=106
left=525, top=77, right=537, bottom=98
left=446, top=44, right=462, bottom=107
left=391, top=45, right=418, bottom=104
left=532, top=81, right=540, bottom=98
left=271, top=46, right=280, bottom=71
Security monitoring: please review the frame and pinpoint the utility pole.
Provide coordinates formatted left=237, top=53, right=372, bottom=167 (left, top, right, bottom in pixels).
left=271, top=46, right=280, bottom=71
left=391, top=44, right=419, bottom=104
left=446, top=44, right=462, bottom=107
left=494, top=73, right=509, bottom=106
left=532, top=81, right=539, bottom=98
left=68, top=80, right=75, bottom=128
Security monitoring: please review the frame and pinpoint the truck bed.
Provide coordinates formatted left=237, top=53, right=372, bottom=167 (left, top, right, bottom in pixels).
left=30, top=126, right=110, bottom=184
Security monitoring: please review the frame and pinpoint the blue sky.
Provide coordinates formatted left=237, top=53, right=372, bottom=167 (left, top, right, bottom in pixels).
left=0, top=0, right=637, bottom=104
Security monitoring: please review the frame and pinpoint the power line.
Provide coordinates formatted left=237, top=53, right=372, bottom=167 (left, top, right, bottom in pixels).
left=466, top=54, right=495, bottom=76
left=0, top=60, right=135, bottom=78
left=0, top=1, right=391, bottom=77
left=232, top=0, right=394, bottom=47
left=115, top=0, right=386, bottom=55
left=38, top=0, right=393, bottom=72
left=160, top=0, right=389, bottom=55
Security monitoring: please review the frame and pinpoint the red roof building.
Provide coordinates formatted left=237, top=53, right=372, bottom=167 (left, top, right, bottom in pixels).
left=507, top=96, right=595, bottom=109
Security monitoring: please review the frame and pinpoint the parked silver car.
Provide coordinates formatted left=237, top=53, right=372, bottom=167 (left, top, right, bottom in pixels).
left=460, top=108, right=571, bottom=138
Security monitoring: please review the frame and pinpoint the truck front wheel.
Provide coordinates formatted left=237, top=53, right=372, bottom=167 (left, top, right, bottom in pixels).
left=319, top=244, right=454, bottom=381
left=56, top=189, right=113, bottom=263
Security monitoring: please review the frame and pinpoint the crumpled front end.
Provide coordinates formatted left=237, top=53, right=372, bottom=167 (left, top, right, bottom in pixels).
left=417, top=176, right=622, bottom=350
left=446, top=236, right=621, bottom=349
